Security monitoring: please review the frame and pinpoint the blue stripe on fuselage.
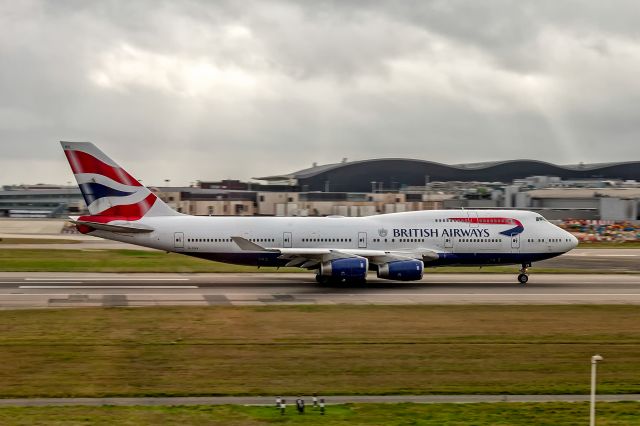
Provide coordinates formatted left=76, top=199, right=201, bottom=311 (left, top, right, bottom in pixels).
left=182, top=251, right=565, bottom=268
left=433, top=251, right=562, bottom=266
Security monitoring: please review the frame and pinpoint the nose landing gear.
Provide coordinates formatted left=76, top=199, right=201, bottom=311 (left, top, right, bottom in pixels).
left=517, top=263, right=531, bottom=285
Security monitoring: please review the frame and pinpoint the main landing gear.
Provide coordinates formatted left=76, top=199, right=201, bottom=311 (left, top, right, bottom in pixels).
left=517, top=263, right=531, bottom=285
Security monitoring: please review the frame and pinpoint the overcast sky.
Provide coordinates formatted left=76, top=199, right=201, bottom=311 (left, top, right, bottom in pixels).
left=3, top=0, right=640, bottom=186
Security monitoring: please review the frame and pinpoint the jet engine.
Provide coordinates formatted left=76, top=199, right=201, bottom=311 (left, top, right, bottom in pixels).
left=377, top=260, right=424, bottom=281
left=319, top=257, right=369, bottom=282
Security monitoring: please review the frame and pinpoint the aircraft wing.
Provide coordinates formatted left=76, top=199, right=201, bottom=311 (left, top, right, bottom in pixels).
left=231, top=236, right=439, bottom=269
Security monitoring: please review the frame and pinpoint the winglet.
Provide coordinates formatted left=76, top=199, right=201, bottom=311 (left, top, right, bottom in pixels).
left=231, top=236, right=274, bottom=251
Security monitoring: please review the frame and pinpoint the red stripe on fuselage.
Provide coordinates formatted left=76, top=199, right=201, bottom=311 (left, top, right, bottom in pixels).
left=450, top=217, right=522, bottom=226
left=78, top=193, right=157, bottom=223
left=64, top=149, right=141, bottom=187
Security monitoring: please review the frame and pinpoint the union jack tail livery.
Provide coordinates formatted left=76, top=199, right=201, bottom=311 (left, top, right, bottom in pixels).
left=61, top=142, right=178, bottom=223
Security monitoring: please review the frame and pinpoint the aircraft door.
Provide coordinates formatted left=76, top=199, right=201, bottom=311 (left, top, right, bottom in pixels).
left=283, top=232, right=292, bottom=248
left=444, top=236, right=453, bottom=249
left=174, top=232, right=184, bottom=249
left=358, top=232, right=367, bottom=248
left=511, top=234, right=520, bottom=251
left=467, top=211, right=479, bottom=228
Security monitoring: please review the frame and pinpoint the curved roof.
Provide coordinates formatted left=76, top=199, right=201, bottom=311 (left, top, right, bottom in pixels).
left=258, top=158, right=640, bottom=179
left=255, top=158, right=640, bottom=192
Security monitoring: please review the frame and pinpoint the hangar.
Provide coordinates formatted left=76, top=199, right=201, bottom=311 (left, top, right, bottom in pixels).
left=256, top=159, right=640, bottom=192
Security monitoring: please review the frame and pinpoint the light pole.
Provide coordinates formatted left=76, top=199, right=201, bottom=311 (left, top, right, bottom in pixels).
left=590, top=354, right=603, bottom=426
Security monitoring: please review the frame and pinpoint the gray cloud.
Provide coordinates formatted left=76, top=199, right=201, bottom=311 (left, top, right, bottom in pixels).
left=2, top=0, right=640, bottom=185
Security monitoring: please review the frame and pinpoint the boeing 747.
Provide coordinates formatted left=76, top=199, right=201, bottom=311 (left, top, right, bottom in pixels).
left=61, top=142, right=578, bottom=284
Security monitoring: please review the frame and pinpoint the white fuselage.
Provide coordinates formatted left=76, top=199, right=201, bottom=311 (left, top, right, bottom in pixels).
left=91, top=209, right=578, bottom=268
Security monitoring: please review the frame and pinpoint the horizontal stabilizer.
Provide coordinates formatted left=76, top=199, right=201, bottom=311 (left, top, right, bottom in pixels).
left=72, top=219, right=154, bottom=234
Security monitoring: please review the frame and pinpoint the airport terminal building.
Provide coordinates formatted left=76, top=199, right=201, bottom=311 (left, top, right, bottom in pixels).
left=256, top=159, right=640, bottom=192
left=3, top=159, right=640, bottom=221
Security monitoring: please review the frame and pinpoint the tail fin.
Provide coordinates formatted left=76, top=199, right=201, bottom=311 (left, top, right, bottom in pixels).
left=61, top=141, right=179, bottom=220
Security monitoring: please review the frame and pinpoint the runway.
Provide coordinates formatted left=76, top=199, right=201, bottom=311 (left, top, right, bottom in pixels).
left=1, top=272, right=640, bottom=308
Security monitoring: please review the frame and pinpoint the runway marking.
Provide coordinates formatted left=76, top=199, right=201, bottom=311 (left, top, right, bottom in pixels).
left=2, top=292, right=638, bottom=297
left=24, top=278, right=191, bottom=281
left=19, top=286, right=200, bottom=289
left=566, top=253, right=639, bottom=257
left=590, top=254, right=639, bottom=257
left=0, top=282, right=83, bottom=285
left=213, top=293, right=640, bottom=297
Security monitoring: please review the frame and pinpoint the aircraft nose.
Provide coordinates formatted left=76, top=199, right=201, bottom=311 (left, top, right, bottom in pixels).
left=568, top=232, right=578, bottom=249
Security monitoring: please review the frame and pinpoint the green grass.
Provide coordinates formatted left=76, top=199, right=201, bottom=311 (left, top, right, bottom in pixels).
left=0, top=248, right=628, bottom=273
left=0, top=249, right=300, bottom=272
left=0, top=238, right=80, bottom=244
left=0, top=402, right=638, bottom=425
left=0, top=306, right=639, bottom=398
left=578, top=241, right=640, bottom=248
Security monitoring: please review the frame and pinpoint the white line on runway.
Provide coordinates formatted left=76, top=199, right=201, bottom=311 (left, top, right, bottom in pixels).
left=0, top=282, right=83, bottom=285
left=19, top=286, right=200, bottom=289
left=212, top=293, right=640, bottom=297
left=24, top=278, right=191, bottom=281
left=2, top=292, right=640, bottom=298
left=591, top=254, right=638, bottom=257
left=566, top=254, right=639, bottom=257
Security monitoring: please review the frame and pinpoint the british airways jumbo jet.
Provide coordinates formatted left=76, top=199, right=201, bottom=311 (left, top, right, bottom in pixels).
left=61, top=142, right=578, bottom=285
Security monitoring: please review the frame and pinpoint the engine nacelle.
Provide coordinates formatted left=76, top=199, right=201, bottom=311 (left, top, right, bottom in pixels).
left=377, top=260, right=424, bottom=281
left=319, top=257, right=368, bottom=281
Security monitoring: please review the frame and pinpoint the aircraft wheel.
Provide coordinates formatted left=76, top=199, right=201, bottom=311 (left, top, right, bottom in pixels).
left=315, top=274, right=326, bottom=284
left=517, top=274, right=529, bottom=285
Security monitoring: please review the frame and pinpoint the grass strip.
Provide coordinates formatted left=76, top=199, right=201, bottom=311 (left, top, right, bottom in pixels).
left=0, top=248, right=628, bottom=273
left=578, top=241, right=640, bottom=248
left=0, top=306, right=638, bottom=397
left=0, top=249, right=300, bottom=273
left=0, top=238, right=80, bottom=244
left=0, top=402, right=639, bottom=425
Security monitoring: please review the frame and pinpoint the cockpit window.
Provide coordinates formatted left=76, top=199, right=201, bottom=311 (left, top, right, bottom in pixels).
left=536, top=216, right=547, bottom=222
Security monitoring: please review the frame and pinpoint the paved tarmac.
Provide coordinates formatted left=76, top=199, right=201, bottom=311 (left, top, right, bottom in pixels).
left=1, top=272, right=640, bottom=308
left=0, top=394, right=638, bottom=407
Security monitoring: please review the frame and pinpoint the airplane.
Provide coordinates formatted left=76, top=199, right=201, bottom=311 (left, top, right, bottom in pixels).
left=61, top=141, right=578, bottom=285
